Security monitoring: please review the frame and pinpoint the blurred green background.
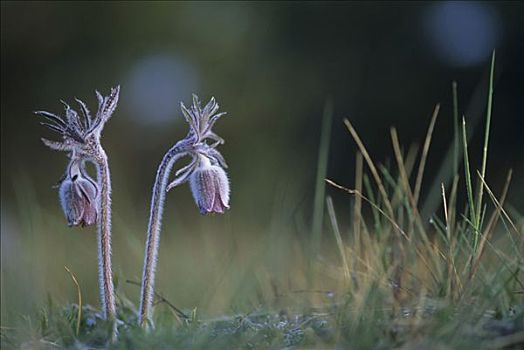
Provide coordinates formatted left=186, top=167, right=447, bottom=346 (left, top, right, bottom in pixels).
left=1, top=1, right=523, bottom=326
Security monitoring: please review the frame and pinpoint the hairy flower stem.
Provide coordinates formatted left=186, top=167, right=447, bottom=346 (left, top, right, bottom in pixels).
left=95, top=148, right=117, bottom=322
left=139, top=143, right=187, bottom=328
left=138, top=95, right=230, bottom=328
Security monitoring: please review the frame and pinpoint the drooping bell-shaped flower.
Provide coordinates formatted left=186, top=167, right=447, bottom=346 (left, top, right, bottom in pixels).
left=189, top=156, right=230, bottom=214
left=58, top=159, right=98, bottom=227
left=164, top=94, right=231, bottom=214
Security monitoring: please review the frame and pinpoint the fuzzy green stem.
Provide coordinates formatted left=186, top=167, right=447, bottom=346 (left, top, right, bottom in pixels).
left=94, top=148, right=117, bottom=338
left=139, top=143, right=187, bottom=329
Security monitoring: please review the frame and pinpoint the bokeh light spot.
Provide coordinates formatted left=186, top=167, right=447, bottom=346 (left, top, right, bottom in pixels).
left=124, top=54, right=199, bottom=125
left=425, top=2, right=500, bottom=67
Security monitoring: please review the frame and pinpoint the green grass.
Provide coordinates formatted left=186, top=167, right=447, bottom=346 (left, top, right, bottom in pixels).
left=1, top=54, right=523, bottom=349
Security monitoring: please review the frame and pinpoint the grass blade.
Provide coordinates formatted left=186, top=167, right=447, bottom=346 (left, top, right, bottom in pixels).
left=64, top=266, right=82, bottom=336
left=461, top=116, right=477, bottom=235
left=414, top=104, right=440, bottom=207
left=475, top=50, right=496, bottom=229
left=476, top=170, right=518, bottom=234
left=326, top=196, right=351, bottom=285
left=354, top=151, right=363, bottom=254
left=343, top=119, right=394, bottom=220
left=470, top=169, right=513, bottom=281
left=452, top=82, right=459, bottom=175
left=311, top=99, right=334, bottom=256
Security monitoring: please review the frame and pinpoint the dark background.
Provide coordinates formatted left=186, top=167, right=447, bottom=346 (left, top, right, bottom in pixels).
left=1, top=1, right=523, bottom=323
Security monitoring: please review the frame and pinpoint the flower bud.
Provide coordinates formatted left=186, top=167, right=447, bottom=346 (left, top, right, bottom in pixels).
left=58, top=167, right=98, bottom=227
left=189, top=162, right=230, bottom=215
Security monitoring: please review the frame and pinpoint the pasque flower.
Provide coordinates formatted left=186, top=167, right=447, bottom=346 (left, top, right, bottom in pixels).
left=164, top=95, right=230, bottom=213
left=35, top=86, right=119, bottom=326
left=189, top=157, right=230, bottom=214
left=164, top=95, right=229, bottom=192
left=139, top=94, right=230, bottom=328
left=59, top=158, right=98, bottom=227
